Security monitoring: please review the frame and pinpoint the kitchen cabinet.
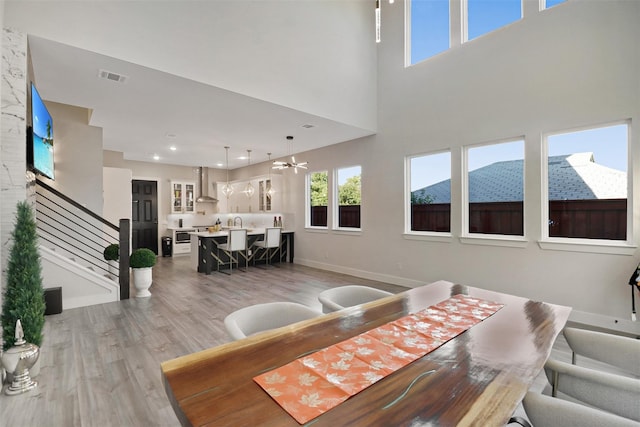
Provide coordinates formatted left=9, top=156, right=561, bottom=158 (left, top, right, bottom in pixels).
left=216, top=175, right=280, bottom=213
left=171, top=181, right=195, bottom=213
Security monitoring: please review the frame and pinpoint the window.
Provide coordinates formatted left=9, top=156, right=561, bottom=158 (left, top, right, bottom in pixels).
left=466, top=139, right=524, bottom=236
left=410, top=0, right=545, bottom=64
left=335, top=166, right=361, bottom=229
left=409, top=0, right=449, bottom=65
left=543, top=0, right=566, bottom=10
left=546, top=123, right=628, bottom=241
left=408, top=151, right=451, bottom=233
left=467, top=0, right=522, bottom=41
left=307, top=171, right=328, bottom=228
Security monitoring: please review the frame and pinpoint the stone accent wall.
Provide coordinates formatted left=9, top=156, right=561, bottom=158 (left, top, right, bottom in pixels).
left=1, top=28, right=28, bottom=310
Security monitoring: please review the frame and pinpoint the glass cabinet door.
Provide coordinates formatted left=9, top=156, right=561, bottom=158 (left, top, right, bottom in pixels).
left=173, top=182, right=183, bottom=213
left=185, top=183, right=195, bottom=212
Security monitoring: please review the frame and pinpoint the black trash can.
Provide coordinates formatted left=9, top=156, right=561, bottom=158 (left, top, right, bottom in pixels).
left=44, top=287, right=62, bottom=315
left=162, top=236, right=173, bottom=257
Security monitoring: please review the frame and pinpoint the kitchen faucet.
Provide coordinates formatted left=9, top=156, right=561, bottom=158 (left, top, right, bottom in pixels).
left=233, top=216, right=242, bottom=228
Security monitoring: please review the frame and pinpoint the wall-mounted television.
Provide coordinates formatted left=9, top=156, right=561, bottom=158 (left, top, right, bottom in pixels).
left=28, top=82, right=55, bottom=180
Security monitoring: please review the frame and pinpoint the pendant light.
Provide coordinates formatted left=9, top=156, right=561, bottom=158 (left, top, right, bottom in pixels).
left=266, top=153, right=275, bottom=196
left=272, top=136, right=308, bottom=174
left=244, top=149, right=255, bottom=198
left=221, top=146, right=233, bottom=198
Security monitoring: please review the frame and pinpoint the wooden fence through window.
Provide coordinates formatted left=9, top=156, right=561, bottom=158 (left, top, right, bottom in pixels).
left=411, top=199, right=626, bottom=240
left=310, top=206, right=361, bottom=228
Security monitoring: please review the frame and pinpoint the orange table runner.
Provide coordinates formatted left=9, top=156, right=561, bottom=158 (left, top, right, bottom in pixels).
left=253, top=294, right=504, bottom=424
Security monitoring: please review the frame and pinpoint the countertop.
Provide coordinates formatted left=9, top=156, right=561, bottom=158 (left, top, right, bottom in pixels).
left=191, top=228, right=292, bottom=237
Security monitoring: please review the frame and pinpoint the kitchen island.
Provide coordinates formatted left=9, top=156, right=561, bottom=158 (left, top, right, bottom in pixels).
left=191, top=228, right=294, bottom=273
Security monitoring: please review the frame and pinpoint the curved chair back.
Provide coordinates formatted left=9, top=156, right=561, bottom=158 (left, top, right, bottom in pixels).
left=224, top=302, right=322, bottom=340
left=544, top=358, right=640, bottom=422
left=318, top=285, right=393, bottom=313
left=521, top=391, right=638, bottom=427
left=563, top=327, right=640, bottom=376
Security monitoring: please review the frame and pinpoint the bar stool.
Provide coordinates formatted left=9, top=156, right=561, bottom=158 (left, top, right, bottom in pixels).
left=217, top=228, right=248, bottom=274
left=254, top=227, right=281, bottom=267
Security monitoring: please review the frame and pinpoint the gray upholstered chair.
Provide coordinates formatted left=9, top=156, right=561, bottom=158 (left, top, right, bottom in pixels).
left=224, top=302, right=322, bottom=340
left=217, top=228, right=248, bottom=274
left=563, top=327, right=640, bottom=377
left=317, top=285, right=393, bottom=313
left=253, top=227, right=281, bottom=267
left=543, top=358, right=640, bottom=422
left=510, top=391, right=639, bottom=427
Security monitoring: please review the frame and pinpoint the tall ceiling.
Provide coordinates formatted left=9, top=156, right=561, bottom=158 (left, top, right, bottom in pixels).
left=8, top=1, right=378, bottom=169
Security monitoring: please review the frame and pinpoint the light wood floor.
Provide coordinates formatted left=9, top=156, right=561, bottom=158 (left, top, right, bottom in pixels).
left=1, top=257, right=409, bottom=426
left=1, top=256, right=591, bottom=427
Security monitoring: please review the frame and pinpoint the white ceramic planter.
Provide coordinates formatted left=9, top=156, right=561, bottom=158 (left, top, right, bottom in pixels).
left=132, top=267, right=153, bottom=298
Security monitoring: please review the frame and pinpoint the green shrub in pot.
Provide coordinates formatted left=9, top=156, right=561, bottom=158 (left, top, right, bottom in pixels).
left=1, top=201, right=45, bottom=350
left=129, top=248, right=157, bottom=268
left=103, top=243, right=119, bottom=261
left=129, top=248, right=156, bottom=298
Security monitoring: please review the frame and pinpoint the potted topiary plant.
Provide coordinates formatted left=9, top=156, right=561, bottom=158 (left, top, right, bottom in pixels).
left=129, top=248, right=157, bottom=298
left=103, top=243, right=119, bottom=280
left=1, top=201, right=46, bottom=379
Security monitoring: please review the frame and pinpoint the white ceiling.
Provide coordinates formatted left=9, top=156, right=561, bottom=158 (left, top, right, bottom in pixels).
left=28, top=35, right=375, bottom=170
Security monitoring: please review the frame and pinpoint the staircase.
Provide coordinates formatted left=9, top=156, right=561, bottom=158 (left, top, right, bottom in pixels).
left=35, top=178, right=130, bottom=311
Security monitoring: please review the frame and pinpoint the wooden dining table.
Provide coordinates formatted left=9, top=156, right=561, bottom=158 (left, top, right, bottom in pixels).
left=161, top=280, right=571, bottom=427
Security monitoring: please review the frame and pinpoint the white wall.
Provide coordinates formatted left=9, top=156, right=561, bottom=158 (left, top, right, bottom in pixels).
left=103, top=166, right=132, bottom=226
left=43, top=101, right=103, bottom=213
left=4, top=0, right=376, bottom=132
left=290, top=1, right=640, bottom=334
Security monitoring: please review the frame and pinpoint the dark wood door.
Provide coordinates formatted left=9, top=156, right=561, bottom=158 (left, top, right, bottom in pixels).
left=132, top=180, right=158, bottom=254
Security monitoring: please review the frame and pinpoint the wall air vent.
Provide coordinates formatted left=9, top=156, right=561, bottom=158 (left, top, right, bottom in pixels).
left=301, top=124, right=315, bottom=129
left=98, top=69, right=129, bottom=83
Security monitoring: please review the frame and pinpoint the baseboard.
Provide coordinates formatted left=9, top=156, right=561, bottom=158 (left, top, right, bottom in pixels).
left=295, top=258, right=640, bottom=337
left=295, top=258, right=427, bottom=289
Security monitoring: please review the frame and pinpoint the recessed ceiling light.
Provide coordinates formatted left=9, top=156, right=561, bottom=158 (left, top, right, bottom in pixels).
left=169, top=146, right=177, bottom=151
left=153, top=154, right=160, bottom=161
left=165, top=133, right=177, bottom=138
left=216, top=162, right=224, bottom=167
left=301, top=124, right=315, bottom=129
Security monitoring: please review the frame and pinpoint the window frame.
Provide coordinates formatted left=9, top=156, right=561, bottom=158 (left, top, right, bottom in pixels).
left=305, top=169, right=329, bottom=230
left=405, top=149, right=453, bottom=238
left=332, top=165, right=362, bottom=232
left=539, top=120, right=635, bottom=254
left=461, top=136, right=528, bottom=245
left=461, top=135, right=527, bottom=240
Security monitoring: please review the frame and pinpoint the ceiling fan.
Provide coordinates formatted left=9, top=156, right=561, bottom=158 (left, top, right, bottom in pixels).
left=272, top=136, right=308, bottom=174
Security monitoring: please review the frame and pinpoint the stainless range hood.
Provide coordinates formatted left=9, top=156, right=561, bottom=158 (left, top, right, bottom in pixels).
left=196, top=167, right=218, bottom=203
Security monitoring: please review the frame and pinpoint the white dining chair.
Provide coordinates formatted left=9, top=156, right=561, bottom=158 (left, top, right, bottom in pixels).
left=253, top=227, right=281, bottom=267
left=543, top=358, right=640, bottom=422
left=508, top=391, right=639, bottom=427
left=224, top=302, right=322, bottom=340
left=217, top=228, right=248, bottom=274
left=317, top=285, right=393, bottom=313
left=563, top=327, right=640, bottom=377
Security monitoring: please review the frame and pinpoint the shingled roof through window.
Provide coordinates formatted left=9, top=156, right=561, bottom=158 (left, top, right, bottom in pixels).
left=412, top=153, right=626, bottom=203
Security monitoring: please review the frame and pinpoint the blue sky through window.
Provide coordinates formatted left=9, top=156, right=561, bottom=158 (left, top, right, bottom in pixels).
left=547, top=124, right=627, bottom=172
left=467, top=0, right=521, bottom=41
left=411, top=0, right=449, bottom=64
left=544, top=0, right=566, bottom=10
left=410, top=125, right=627, bottom=192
